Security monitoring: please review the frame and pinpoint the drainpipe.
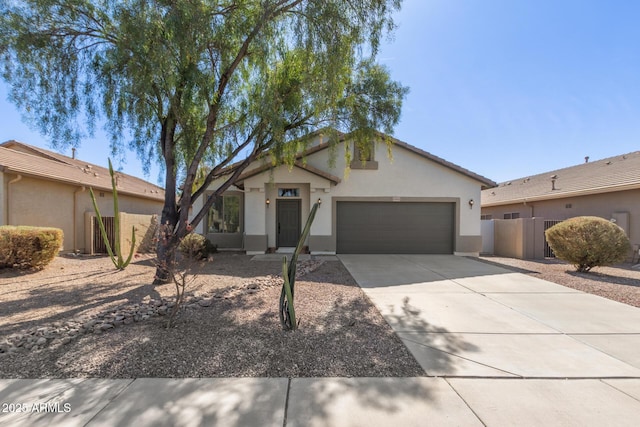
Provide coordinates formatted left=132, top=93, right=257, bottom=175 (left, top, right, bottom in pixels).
left=73, top=186, right=86, bottom=253
left=7, top=174, right=22, bottom=225
left=523, top=199, right=534, bottom=217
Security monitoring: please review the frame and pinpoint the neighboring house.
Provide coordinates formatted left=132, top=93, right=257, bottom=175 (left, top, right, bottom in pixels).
left=481, top=151, right=640, bottom=253
left=0, top=140, right=165, bottom=253
left=192, top=130, right=495, bottom=255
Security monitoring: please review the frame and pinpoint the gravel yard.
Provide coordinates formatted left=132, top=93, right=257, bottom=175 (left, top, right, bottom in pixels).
left=1, top=253, right=639, bottom=379
left=479, top=256, right=640, bottom=308
left=0, top=253, right=424, bottom=378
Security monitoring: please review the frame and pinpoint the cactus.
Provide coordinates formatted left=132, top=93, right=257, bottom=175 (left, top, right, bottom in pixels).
left=89, top=158, right=136, bottom=270
left=279, top=201, right=319, bottom=330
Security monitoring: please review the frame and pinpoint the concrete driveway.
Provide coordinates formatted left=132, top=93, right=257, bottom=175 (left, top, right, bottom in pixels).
left=339, top=254, right=640, bottom=424
left=339, top=254, right=640, bottom=378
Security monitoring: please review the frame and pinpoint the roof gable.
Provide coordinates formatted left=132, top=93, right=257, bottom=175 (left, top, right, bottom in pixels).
left=236, top=159, right=341, bottom=186
left=482, top=151, right=640, bottom=206
left=293, top=130, right=496, bottom=188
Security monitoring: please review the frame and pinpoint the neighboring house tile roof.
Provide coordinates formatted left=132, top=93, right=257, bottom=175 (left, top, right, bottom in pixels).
left=482, top=151, right=640, bottom=207
left=0, top=141, right=165, bottom=201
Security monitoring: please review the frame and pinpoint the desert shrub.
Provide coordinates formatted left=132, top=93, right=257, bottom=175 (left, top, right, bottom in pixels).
left=545, top=216, right=630, bottom=272
left=178, top=233, right=216, bottom=259
left=0, top=226, right=63, bottom=269
left=203, top=238, right=218, bottom=256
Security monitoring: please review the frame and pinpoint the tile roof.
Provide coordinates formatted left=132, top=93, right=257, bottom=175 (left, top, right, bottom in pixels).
left=236, top=160, right=342, bottom=185
left=0, top=141, right=165, bottom=201
left=482, top=151, right=640, bottom=207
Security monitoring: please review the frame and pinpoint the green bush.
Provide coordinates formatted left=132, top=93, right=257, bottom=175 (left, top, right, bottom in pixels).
left=0, top=226, right=63, bottom=269
left=178, top=233, right=216, bottom=260
left=545, top=216, right=630, bottom=272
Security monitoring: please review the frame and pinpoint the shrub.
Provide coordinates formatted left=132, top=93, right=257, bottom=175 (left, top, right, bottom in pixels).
left=178, top=233, right=216, bottom=260
left=0, top=226, right=63, bottom=269
left=545, top=216, right=630, bottom=272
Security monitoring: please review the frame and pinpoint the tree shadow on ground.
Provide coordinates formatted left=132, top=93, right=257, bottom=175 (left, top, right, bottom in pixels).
left=0, top=269, right=440, bottom=378
left=0, top=272, right=164, bottom=336
left=474, top=257, right=542, bottom=275
left=0, top=256, right=481, bottom=425
left=377, top=295, right=480, bottom=376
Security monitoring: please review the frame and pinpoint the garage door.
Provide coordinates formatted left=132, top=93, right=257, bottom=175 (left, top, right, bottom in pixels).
left=336, top=201, right=454, bottom=254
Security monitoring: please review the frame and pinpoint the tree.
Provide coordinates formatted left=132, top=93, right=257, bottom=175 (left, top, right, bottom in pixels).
left=0, top=0, right=408, bottom=281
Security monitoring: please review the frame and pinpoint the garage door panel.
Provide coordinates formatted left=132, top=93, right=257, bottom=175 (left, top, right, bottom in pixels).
left=337, top=202, right=454, bottom=254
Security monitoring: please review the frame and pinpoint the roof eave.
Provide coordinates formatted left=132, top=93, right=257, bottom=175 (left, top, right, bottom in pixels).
left=481, top=182, right=640, bottom=207
left=0, top=166, right=165, bottom=202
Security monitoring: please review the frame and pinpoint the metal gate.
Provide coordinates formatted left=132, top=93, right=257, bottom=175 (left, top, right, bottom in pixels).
left=543, top=220, right=563, bottom=257
left=93, top=216, right=116, bottom=254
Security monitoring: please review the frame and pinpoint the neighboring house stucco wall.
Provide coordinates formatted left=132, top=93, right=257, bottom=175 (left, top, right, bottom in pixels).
left=0, top=171, right=5, bottom=226
left=482, top=188, right=640, bottom=246
left=3, top=173, right=162, bottom=253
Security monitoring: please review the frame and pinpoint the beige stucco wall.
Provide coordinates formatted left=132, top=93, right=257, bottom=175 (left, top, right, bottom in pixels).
left=196, top=138, right=484, bottom=254
left=493, top=218, right=545, bottom=260
left=482, top=189, right=640, bottom=246
left=6, top=175, right=75, bottom=251
left=3, top=172, right=163, bottom=253
left=120, top=212, right=158, bottom=255
left=0, top=171, right=5, bottom=225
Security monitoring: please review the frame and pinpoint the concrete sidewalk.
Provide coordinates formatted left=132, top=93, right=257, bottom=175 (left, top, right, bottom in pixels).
left=2, top=377, right=640, bottom=426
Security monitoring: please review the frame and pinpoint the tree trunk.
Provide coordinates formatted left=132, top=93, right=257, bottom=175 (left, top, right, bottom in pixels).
left=154, top=119, right=179, bottom=284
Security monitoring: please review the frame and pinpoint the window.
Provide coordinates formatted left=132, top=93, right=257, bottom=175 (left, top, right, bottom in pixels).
left=481, top=214, right=492, bottom=220
left=354, top=143, right=374, bottom=162
left=503, top=212, right=520, bottom=219
left=350, top=141, right=378, bottom=169
left=208, top=195, right=240, bottom=233
left=278, top=188, right=299, bottom=197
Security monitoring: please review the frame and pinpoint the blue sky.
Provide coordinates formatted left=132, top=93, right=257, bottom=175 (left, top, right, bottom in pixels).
left=2, top=0, right=639, bottom=185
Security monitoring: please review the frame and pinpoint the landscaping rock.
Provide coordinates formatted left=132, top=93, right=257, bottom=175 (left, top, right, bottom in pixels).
left=198, top=298, right=212, bottom=307
left=0, top=257, right=326, bottom=353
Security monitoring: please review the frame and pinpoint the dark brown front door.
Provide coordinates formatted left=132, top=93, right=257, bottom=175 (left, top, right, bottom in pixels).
left=277, top=200, right=301, bottom=247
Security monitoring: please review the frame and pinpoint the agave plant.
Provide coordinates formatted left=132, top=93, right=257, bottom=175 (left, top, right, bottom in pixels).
left=89, top=159, right=136, bottom=270
left=279, top=201, right=319, bottom=330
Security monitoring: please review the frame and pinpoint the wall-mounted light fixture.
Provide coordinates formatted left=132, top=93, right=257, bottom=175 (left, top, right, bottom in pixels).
left=317, top=198, right=322, bottom=206
left=468, top=199, right=475, bottom=209
left=266, top=198, right=270, bottom=207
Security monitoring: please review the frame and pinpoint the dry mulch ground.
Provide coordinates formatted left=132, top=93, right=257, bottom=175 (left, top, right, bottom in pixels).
left=479, top=256, right=640, bottom=308
left=0, top=253, right=424, bottom=379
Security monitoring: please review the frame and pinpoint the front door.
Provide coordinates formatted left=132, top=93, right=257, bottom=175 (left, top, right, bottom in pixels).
left=277, top=199, right=301, bottom=247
